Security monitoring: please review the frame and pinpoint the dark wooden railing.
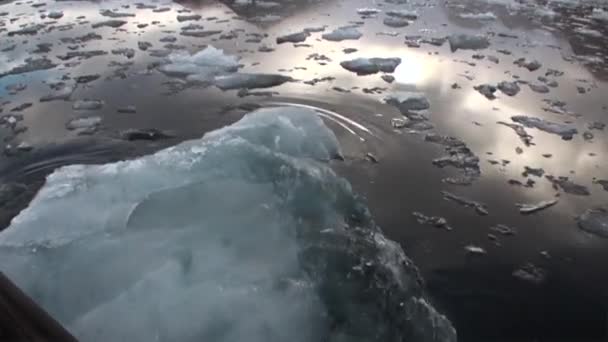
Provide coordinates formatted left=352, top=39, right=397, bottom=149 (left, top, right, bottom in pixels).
left=0, top=272, right=77, bottom=341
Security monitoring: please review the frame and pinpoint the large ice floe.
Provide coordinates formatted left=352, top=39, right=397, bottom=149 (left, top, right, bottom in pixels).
left=0, top=107, right=456, bottom=342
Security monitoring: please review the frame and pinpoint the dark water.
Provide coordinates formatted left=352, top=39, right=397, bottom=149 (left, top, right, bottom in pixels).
left=1, top=0, right=608, bottom=340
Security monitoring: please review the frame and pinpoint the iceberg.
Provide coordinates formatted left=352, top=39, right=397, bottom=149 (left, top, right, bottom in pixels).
left=0, top=107, right=456, bottom=342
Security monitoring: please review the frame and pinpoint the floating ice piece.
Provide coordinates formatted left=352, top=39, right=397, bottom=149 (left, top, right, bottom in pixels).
left=66, top=116, right=102, bottom=130
left=138, top=41, right=152, bottom=51
left=276, top=30, right=310, bottom=44
left=357, top=8, right=381, bottom=15
left=112, top=48, right=136, bottom=59
left=48, top=11, right=64, bottom=19
left=497, top=121, right=533, bottom=145
left=497, top=81, right=520, bottom=96
left=159, top=46, right=239, bottom=80
left=386, top=9, right=418, bottom=19
left=120, top=129, right=172, bottom=141
left=40, top=84, right=75, bottom=102
left=474, top=84, right=497, bottom=99
left=441, top=191, right=489, bottom=216
left=117, top=106, right=137, bottom=114
left=594, top=180, right=608, bottom=191
left=91, top=20, right=128, bottom=28
left=177, top=14, right=202, bottom=22
left=517, top=199, right=558, bottom=214
left=383, top=16, right=409, bottom=27
left=340, top=58, right=401, bottom=75
left=528, top=83, right=550, bottom=93
left=73, top=99, right=104, bottom=111
left=180, top=30, right=222, bottom=38
left=58, top=50, right=108, bottom=61
left=5, top=83, right=27, bottom=94
left=577, top=208, right=608, bottom=238
left=60, top=33, right=102, bottom=44
left=413, top=212, right=452, bottom=230
left=99, top=9, right=135, bottom=18
left=322, top=26, right=363, bottom=41
left=0, top=58, right=57, bottom=79
left=512, top=263, right=546, bottom=284
left=545, top=176, right=590, bottom=196
left=447, top=34, right=490, bottom=52
left=465, top=245, right=486, bottom=255
left=425, top=133, right=481, bottom=185
left=384, top=92, right=430, bottom=112
left=522, top=166, right=544, bottom=177
left=490, top=224, right=516, bottom=236
left=0, top=107, right=456, bottom=342
left=591, top=8, right=608, bottom=22
left=514, top=58, right=542, bottom=71
left=511, top=115, right=577, bottom=140
left=458, top=12, right=496, bottom=20
left=213, top=73, right=292, bottom=90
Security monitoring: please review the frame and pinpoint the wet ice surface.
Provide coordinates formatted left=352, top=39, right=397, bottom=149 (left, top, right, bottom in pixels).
left=1, top=0, right=608, bottom=340
left=0, top=108, right=457, bottom=342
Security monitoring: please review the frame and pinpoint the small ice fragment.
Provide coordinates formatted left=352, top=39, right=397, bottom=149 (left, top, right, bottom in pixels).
left=383, top=17, right=409, bottom=27
left=177, top=14, right=202, bottom=22
left=91, top=20, right=128, bottom=28
left=117, top=106, right=137, bottom=114
left=514, top=58, right=542, bottom=71
left=111, top=48, right=136, bottom=59
left=465, top=245, right=486, bottom=255
left=48, top=11, right=64, bottom=19
left=474, top=84, right=497, bottom=99
left=99, top=9, right=135, bottom=18
left=384, top=92, right=430, bottom=112
left=138, top=41, right=153, bottom=51
left=66, top=116, right=102, bottom=130
left=512, top=263, right=546, bottom=284
left=213, top=73, right=292, bottom=90
left=340, top=58, right=401, bottom=75
left=277, top=30, right=310, bottom=44
left=73, top=99, right=104, bottom=111
left=386, top=9, right=418, bottom=19
left=490, top=224, right=516, bottom=236
left=577, top=208, right=608, bottom=238
left=322, top=27, right=363, bottom=41
left=357, top=8, right=381, bottom=16
left=413, top=212, right=453, bottom=231
left=517, top=199, right=558, bottom=214
left=528, top=83, right=550, bottom=94
left=441, top=191, right=489, bottom=216
left=448, top=34, right=490, bottom=52
left=511, top=115, right=577, bottom=140
left=497, top=81, right=520, bottom=96
left=382, top=75, right=395, bottom=83
left=545, top=176, right=590, bottom=196
left=458, top=12, right=496, bottom=20
left=120, top=129, right=173, bottom=141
